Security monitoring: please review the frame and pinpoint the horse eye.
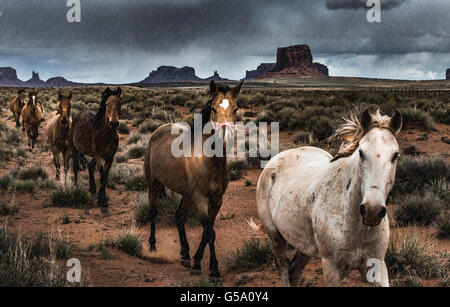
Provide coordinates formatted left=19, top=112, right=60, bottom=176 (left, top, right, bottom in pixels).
left=391, top=152, right=400, bottom=163
left=359, top=150, right=365, bottom=161
left=212, top=108, right=217, bottom=113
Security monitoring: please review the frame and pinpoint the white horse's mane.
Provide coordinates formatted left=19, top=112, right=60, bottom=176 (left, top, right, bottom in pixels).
left=331, top=109, right=392, bottom=162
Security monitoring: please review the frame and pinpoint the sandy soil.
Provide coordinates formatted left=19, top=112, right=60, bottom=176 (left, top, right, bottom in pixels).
left=0, top=107, right=448, bottom=287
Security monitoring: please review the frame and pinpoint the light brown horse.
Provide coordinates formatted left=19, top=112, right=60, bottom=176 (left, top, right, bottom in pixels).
left=8, top=89, right=27, bottom=127
left=144, top=80, right=243, bottom=282
left=46, top=91, right=73, bottom=181
left=21, top=91, right=44, bottom=151
left=72, top=87, right=122, bottom=214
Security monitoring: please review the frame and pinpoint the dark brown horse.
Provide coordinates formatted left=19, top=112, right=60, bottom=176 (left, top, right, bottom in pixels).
left=144, top=80, right=243, bottom=282
left=46, top=92, right=72, bottom=181
left=8, top=89, right=26, bottom=127
left=72, top=87, right=122, bottom=213
left=21, top=91, right=44, bottom=151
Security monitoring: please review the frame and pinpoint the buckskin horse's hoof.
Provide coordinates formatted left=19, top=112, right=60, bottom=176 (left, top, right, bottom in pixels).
left=100, top=207, right=109, bottom=214
left=190, top=268, right=202, bottom=276
left=180, top=258, right=191, bottom=269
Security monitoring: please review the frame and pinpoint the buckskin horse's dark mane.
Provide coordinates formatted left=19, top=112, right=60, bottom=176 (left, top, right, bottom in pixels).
left=93, top=88, right=120, bottom=125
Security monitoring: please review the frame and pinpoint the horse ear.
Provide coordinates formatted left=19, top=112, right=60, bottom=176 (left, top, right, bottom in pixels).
left=58, top=91, right=63, bottom=101
left=105, top=87, right=112, bottom=96
left=116, top=87, right=122, bottom=97
left=232, top=80, right=244, bottom=98
left=360, top=109, right=372, bottom=131
left=68, top=92, right=73, bottom=100
left=390, top=110, right=402, bottom=136
left=209, top=80, right=218, bottom=96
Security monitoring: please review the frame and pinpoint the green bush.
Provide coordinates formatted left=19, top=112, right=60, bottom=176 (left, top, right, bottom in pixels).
left=0, top=201, right=20, bottom=216
left=51, top=186, right=91, bottom=208
left=395, top=193, right=443, bottom=226
left=125, top=175, right=147, bottom=191
left=116, top=233, right=142, bottom=257
left=127, top=146, right=146, bottom=159
left=17, top=166, right=48, bottom=181
left=436, top=214, right=450, bottom=239
left=227, top=239, right=272, bottom=271
left=118, top=122, right=130, bottom=135
left=399, top=107, right=435, bottom=131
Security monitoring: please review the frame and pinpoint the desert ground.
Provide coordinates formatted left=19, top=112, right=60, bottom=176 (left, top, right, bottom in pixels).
left=0, top=81, right=449, bottom=287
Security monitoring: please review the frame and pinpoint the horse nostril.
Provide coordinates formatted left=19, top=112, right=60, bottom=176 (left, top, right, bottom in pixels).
left=378, top=207, right=387, bottom=219
left=360, top=204, right=366, bottom=216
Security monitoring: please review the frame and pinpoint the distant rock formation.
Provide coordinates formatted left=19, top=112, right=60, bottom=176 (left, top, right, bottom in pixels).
left=46, top=77, right=81, bottom=87
left=203, top=71, right=229, bottom=81
left=244, top=45, right=328, bottom=80
left=140, top=66, right=201, bottom=83
left=0, top=67, right=22, bottom=86
left=244, top=63, right=277, bottom=80
left=447, top=68, right=450, bottom=80
left=24, top=71, right=46, bottom=87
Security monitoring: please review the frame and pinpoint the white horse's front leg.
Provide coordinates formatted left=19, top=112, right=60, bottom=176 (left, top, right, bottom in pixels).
left=322, top=258, right=342, bottom=287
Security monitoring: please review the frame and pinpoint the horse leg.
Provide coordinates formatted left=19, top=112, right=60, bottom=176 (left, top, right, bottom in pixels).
left=148, top=178, right=164, bottom=251
left=207, top=202, right=221, bottom=282
left=190, top=197, right=212, bottom=275
left=176, top=194, right=192, bottom=267
left=87, top=159, right=97, bottom=195
left=321, top=258, right=343, bottom=287
left=267, top=230, right=291, bottom=286
left=15, top=114, right=20, bottom=127
left=97, top=159, right=112, bottom=213
left=288, top=251, right=311, bottom=286
left=72, top=150, right=80, bottom=186
left=53, top=148, right=61, bottom=181
left=63, top=149, right=70, bottom=183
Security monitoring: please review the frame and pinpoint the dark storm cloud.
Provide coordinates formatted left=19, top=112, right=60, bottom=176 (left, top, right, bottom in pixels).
left=326, top=0, right=408, bottom=11
left=0, top=0, right=449, bottom=82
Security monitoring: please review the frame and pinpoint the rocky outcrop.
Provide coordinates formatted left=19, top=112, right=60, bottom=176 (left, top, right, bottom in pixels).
left=447, top=68, right=450, bottom=80
left=0, top=67, right=22, bottom=86
left=244, top=63, right=277, bottom=80
left=46, top=77, right=81, bottom=87
left=203, top=71, right=229, bottom=81
left=24, top=71, right=46, bottom=87
left=140, top=66, right=201, bottom=83
left=314, top=62, right=329, bottom=76
left=245, top=45, right=328, bottom=80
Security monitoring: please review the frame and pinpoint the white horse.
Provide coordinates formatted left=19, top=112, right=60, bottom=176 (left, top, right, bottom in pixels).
left=254, top=109, right=402, bottom=287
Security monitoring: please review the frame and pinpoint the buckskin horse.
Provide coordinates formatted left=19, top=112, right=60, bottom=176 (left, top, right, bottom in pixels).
left=21, top=91, right=44, bottom=151
left=46, top=91, right=73, bottom=181
left=144, top=80, right=244, bottom=282
left=8, top=89, right=27, bottom=127
left=253, top=109, right=402, bottom=287
left=72, top=87, right=122, bottom=214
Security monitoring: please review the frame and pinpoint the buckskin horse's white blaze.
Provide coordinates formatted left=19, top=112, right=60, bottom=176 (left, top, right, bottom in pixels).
left=255, top=109, right=402, bottom=287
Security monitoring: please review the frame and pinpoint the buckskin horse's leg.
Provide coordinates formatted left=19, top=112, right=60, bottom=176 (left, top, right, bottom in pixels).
left=176, top=194, right=193, bottom=267
left=148, top=178, right=164, bottom=251
left=207, top=200, right=222, bottom=282
left=53, top=147, right=61, bottom=181
left=191, top=197, right=211, bottom=275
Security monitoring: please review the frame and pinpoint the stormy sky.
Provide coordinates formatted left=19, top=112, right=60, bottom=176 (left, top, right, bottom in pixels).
left=0, top=0, right=449, bottom=83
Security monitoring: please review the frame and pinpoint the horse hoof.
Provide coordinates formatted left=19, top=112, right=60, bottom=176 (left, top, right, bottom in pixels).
left=180, top=258, right=191, bottom=268
left=149, top=246, right=157, bottom=252
left=190, top=269, right=202, bottom=276
left=100, top=207, right=109, bottom=214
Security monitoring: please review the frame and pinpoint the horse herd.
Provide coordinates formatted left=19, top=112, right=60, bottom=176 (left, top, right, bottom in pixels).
left=5, top=82, right=403, bottom=286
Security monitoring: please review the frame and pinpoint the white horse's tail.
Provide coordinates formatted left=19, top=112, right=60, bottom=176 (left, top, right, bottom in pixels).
left=247, top=218, right=268, bottom=240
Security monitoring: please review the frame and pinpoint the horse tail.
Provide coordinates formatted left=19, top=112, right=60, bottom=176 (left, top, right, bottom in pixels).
left=247, top=218, right=268, bottom=240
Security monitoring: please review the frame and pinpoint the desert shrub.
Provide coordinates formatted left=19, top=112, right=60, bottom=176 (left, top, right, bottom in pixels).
left=54, top=239, right=73, bottom=260
left=13, top=180, right=37, bottom=193
left=275, top=107, right=296, bottom=130
left=292, top=131, right=315, bottom=145
left=5, top=130, right=21, bottom=146
left=127, top=146, right=146, bottom=159
left=0, top=175, right=12, bottom=190
left=394, top=192, right=443, bottom=226
left=0, top=227, right=78, bottom=286
left=392, top=156, right=449, bottom=197
left=403, top=145, right=420, bottom=156
left=385, top=228, right=442, bottom=279
left=399, top=108, right=435, bottom=131
left=17, top=166, right=48, bottom=181
left=0, top=201, right=20, bottom=216
left=308, top=116, right=336, bottom=141
left=125, top=175, right=147, bottom=191
left=436, top=214, right=450, bottom=239
left=227, top=239, right=272, bottom=271
left=115, top=232, right=142, bottom=257
left=51, top=185, right=91, bottom=209
left=139, top=119, right=162, bottom=134
left=118, top=122, right=130, bottom=135
left=115, top=154, right=129, bottom=164
left=127, top=133, right=142, bottom=145
left=229, top=159, right=247, bottom=181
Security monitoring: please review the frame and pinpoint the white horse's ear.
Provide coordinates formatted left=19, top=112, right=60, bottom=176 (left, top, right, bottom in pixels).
left=390, top=110, right=402, bottom=135
left=360, top=109, right=372, bottom=131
